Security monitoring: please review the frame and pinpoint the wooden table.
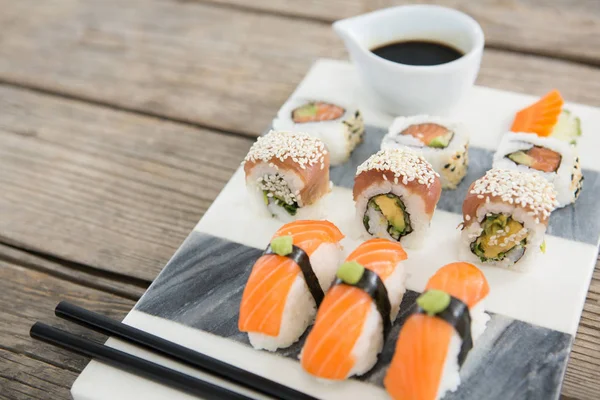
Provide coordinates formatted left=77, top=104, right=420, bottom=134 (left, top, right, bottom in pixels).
left=1, top=1, right=599, bottom=399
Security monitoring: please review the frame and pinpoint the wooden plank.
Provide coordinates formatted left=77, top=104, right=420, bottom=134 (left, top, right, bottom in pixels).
left=1, top=0, right=600, bottom=137
left=200, top=0, right=600, bottom=65
left=0, top=259, right=135, bottom=399
left=0, top=85, right=252, bottom=282
left=562, top=264, right=600, bottom=400
left=0, top=243, right=147, bottom=300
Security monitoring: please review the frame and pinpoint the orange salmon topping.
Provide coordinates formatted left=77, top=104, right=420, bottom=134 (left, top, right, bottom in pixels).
left=511, top=90, right=564, bottom=137
left=238, top=220, right=344, bottom=337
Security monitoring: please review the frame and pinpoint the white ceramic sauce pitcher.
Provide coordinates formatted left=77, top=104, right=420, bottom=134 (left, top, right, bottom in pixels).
left=333, top=5, right=484, bottom=116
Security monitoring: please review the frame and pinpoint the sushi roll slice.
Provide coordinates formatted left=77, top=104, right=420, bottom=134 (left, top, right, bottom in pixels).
left=460, top=169, right=558, bottom=272
left=384, top=262, right=490, bottom=400
left=272, top=98, right=365, bottom=165
left=511, top=89, right=582, bottom=144
left=354, top=148, right=442, bottom=249
left=301, top=239, right=408, bottom=380
left=244, top=130, right=330, bottom=221
left=493, top=132, right=584, bottom=207
left=238, top=220, right=344, bottom=351
left=381, top=115, right=469, bottom=189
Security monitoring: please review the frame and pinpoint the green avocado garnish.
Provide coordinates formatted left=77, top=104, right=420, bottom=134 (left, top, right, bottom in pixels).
left=270, top=236, right=293, bottom=256
left=336, top=261, right=365, bottom=285
left=540, top=240, right=546, bottom=254
left=416, top=290, right=451, bottom=316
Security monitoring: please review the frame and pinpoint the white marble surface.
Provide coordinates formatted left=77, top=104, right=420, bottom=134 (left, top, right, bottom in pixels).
left=72, top=59, right=600, bottom=400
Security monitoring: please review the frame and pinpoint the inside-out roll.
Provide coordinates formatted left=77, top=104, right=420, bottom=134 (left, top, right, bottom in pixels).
left=272, top=98, right=365, bottom=165
left=353, top=148, right=442, bottom=249
left=243, top=130, right=330, bottom=221
left=460, top=169, right=558, bottom=272
left=493, top=132, right=583, bottom=208
left=382, top=115, right=469, bottom=189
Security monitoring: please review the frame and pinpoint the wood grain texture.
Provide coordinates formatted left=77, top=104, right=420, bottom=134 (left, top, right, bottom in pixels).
left=0, top=85, right=252, bottom=282
left=1, top=0, right=600, bottom=138
left=201, top=0, right=600, bottom=65
left=563, top=265, right=600, bottom=399
left=0, top=243, right=147, bottom=300
left=0, top=259, right=135, bottom=400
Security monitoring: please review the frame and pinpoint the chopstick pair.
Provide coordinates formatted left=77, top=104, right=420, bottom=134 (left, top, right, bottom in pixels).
left=30, top=301, right=317, bottom=400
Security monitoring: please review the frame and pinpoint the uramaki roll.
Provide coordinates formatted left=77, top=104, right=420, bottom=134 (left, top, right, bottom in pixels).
left=460, top=168, right=558, bottom=271
left=354, top=148, right=442, bottom=249
left=244, top=130, right=330, bottom=221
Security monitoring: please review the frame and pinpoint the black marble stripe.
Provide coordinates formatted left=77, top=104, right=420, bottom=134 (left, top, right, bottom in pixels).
left=136, top=231, right=572, bottom=400
left=328, top=125, right=600, bottom=245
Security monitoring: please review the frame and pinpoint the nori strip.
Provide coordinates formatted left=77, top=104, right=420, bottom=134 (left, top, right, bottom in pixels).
left=332, top=269, right=392, bottom=338
left=264, top=244, right=324, bottom=306
left=414, top=294, right=473, bottom=366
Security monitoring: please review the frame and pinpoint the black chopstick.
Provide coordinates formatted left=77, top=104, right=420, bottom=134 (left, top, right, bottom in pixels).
left=30, top=322, right=253, bottom=400
left=54, top=301, right=316, bottom=400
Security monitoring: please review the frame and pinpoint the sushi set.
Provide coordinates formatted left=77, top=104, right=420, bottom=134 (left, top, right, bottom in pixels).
left=71, top=58, right=600, bottom=400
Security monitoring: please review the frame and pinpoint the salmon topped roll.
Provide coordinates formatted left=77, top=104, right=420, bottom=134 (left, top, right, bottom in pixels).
left=273, top=97, right=365, bottom=165
left=354, top=148, right=442, bottom=249
left=493, top=132, right=583, bottom=208
left=510, top=90, right=582, bottom=144
left=300, top=239, right=408, bottom=380
left=244, top=130, right=330, bottom=221
left=238, top=220, right=344, bottom=351
left=460, top=169, right=558, bottom=271
left=382, top=116, right=470, bottom=189
left=385, top=262, right=490, bottom=400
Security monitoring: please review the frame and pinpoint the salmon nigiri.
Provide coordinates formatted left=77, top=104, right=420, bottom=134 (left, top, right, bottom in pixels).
left=300, top=239, right=408, bottom=380
left=511, top=90, right=564, bottom=137
left=384, top=262, right=490, bottom=400
left=238, top=220, right=344, bottom=351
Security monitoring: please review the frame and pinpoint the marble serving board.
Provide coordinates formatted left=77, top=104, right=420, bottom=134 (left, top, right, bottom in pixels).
left=72, top=59, right=600, bottom=400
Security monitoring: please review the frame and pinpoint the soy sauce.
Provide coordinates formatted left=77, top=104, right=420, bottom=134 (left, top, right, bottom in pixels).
left=371, top=40, right=464, bottom=66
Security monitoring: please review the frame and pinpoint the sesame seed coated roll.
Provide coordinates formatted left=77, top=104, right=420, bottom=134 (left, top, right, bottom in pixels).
left=460, top=169, right=558, bottom=272
left=243, top=130, right=330, bottom=221
left=354, top=148, right=442, bottom=249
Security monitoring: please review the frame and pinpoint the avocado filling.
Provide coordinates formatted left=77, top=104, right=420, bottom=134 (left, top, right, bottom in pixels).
left=363, top=194, right=413, bottom=241
left=470, top=214, right=528, bottom=262
left=428, top=131, right=454, bottom=149
left=259, top=174, right=299, bottom=216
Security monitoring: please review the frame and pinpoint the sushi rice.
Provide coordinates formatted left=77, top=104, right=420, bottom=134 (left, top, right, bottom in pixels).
left=248, top=242, right=341, bottom=350
left=382, top=115, right=470, bottom=189
left=273, top=97, right=365, bottom=165
left=493, top=132, right=583, bottom=208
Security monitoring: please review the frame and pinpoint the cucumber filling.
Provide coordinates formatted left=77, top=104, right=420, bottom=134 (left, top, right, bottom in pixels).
left=259, top=173, right=299, bottom=216
left=363, top=194, right=413, bottom=241
left=470, top=214, right=528, bottom=262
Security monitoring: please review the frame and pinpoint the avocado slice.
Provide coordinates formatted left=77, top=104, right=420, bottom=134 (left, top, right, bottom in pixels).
left=292, top=103, right=317, bottom=119
left=507, top=151, right=536, bottom=167
left=550, top=109, right=582, bottom=145
left=428, top=131, right=454, bottom=149
left=373, top=195, right=406, bottom=232
left=473, top=214, right=525, bottom=260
